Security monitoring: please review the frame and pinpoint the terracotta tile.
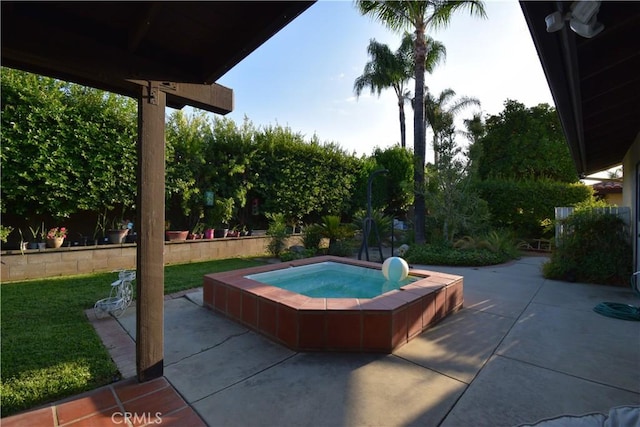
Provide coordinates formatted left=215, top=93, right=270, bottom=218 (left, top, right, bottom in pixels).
left=227, top=287, right=242, bottom=320
left=433, top=289, right=446, bottom=322
left=114, top=377, right=168, bottom=404
left=213, top=282, right=228, bottom=313
left=64, top=408, right=124, bottom=427
left=56, top=388, right=118, bottom=425
left=280, top=293, right=312, bottom=309
left=400, top=283, right=436, bottom=296
left=258, top=299, right=277, bottom=337
left=277, top=304, right=298, bottom=348
left=391, top=307, right=408, bottom=349
left=228, top=277, right=261, bottom=290
left=429, top=271, right=463, bottom=280
left=358, top=297, right=401, bottom=311
left=122, top=387, right=187, bottom=426
left=243, top=282, right=275, bottom=297
left=157, top=406, right=207, bottom=427
left=362, top=312, right=392, bottom=351
left=1, top=407, right=54, bottom=427
left=326, top=298, right=360, bottom=310
left=207, top=271, right=238, bottom=281
left=261, top=287, right=298, bottom=303
left=406, top=300, right=423, bottom=339
left=446, top=279, right=464, bottom=313
left=326, top=312, right=361, bottom=349
left=298, top=312, right=326, bottom=349
left=299, top=298, right=326, bottom=310
left=407, top=268, right=432, bottom=277
left=202, top=281, right=213, bottom=307
left=385, top=289, right=421, bottom=304
left=424, top=275, right=455, bottom=285
left=241, top=293, right=258, bottom=328
left=422, top=293, right=436, bottom=328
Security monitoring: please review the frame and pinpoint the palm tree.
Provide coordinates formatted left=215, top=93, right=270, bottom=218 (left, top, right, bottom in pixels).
left=356, top=0, right=486, bottom=244
left=354, top=33, right=445, bottom=148
left=462, top=111, right=485, bottom=179
left=462, top=111, right=485, bottom=144
left=424, top=88, right=480, bottom=168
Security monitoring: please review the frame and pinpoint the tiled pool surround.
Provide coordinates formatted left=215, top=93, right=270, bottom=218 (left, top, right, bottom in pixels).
left=203, top=256, right=463, bottom=352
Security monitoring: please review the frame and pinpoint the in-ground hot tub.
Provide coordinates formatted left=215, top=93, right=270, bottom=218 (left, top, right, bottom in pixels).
left=203, top=256, right=463, bottom=352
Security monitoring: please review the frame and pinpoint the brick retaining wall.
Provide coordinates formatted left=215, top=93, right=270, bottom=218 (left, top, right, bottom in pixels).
left=0, top=235, right=302, bottom=282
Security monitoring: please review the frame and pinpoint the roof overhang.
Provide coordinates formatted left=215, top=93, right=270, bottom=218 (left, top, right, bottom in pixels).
left=520, top=1, right=640, bottom=175
left=2, top=1, right=315, bottom=113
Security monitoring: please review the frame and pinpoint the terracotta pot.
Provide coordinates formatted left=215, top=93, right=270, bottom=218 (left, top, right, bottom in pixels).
left=165, top=230, right=188, bottom=241
left=46, top=237, right=64, bottom=248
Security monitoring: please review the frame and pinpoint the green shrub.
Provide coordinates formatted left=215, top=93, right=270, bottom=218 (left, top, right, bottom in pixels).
left=319, top=215, right=354, bottom=245
left=0, top=225, right=14, bottom=243
left=301, top=223, right=323, bottom=253
left=453, top=229, right=522, bottom=260
left=405, top=243, right=509, bottom=266
left=352, top=209, right=393, bottom=245
left=280, top=248, right=317, bottom=262
left=476, top=178, right=592, bottom=238
left=543, top=210, right=632, bottom=285
left=327, top=239, right=356, bottom=257
left=266, top=213, right=288, bottom=257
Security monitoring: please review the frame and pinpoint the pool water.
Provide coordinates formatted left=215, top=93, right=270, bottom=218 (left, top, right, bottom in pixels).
left=245, top=261, right=417, bottom=298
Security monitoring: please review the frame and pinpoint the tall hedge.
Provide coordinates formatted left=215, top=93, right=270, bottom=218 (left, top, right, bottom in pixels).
left=251, top=127, right=363, bottom=225
left=476, top=178, right=592, bottom=238
left=1, top=68, right=412, bottom=232
left=1, top=68, right=137, bottom=218
left=476, top=100, right=578, bottom=183
left=543, top=210, right=632, bottom=285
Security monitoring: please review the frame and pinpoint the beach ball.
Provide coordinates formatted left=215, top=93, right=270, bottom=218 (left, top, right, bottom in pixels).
left=382, top=257, right=409, bottom=282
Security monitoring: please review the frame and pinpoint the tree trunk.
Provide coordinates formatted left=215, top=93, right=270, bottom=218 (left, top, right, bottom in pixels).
left=398, top=100, right=406, bottom=149
left=413, top=27, right=427, bottom=244
left=433, top=135, right=439, bottom=169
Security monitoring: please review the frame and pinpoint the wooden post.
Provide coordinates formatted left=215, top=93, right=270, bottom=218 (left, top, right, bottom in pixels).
left=136, top=81, right=165, bottom=381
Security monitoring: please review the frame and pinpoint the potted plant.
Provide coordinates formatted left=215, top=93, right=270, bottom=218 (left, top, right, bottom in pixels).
left=28, top=222, right=46, bottom=250
left=204, top=223, right=215, bottom=239
left=46, top=227, right=68, bottom=248
left=212, top=197, right=234, bottom=238
left=107, top=218, right=130, bottom=244
left=189, top=222, right=205, bottom=239
left=226, top=226, right=239, bottom=238
left=164, top=221, right=189, bottom=241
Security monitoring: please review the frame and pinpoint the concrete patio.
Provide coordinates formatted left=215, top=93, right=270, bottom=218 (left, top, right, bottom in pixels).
left=5, top=255, right=638, bottom=426
left=112, top=255, right=639, bottom=426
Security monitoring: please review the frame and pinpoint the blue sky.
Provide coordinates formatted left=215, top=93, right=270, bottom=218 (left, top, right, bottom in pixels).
left=214, top=0, right=555, bottom=162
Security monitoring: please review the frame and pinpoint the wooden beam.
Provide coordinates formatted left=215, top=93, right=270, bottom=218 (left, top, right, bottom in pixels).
left=128, top=80, right=233, bottom=114
left=136, top=81, right=165, bottom=381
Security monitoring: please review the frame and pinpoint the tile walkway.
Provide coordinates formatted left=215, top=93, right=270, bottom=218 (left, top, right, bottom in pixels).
left=1, top=376, right=205, bottom=427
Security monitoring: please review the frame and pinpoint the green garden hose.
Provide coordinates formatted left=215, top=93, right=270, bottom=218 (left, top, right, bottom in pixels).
left=593, top=272, right=640, bottom=321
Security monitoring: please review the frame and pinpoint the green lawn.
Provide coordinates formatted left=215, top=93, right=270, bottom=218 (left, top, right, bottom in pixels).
left=0, top=257, right=264, bottom=417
